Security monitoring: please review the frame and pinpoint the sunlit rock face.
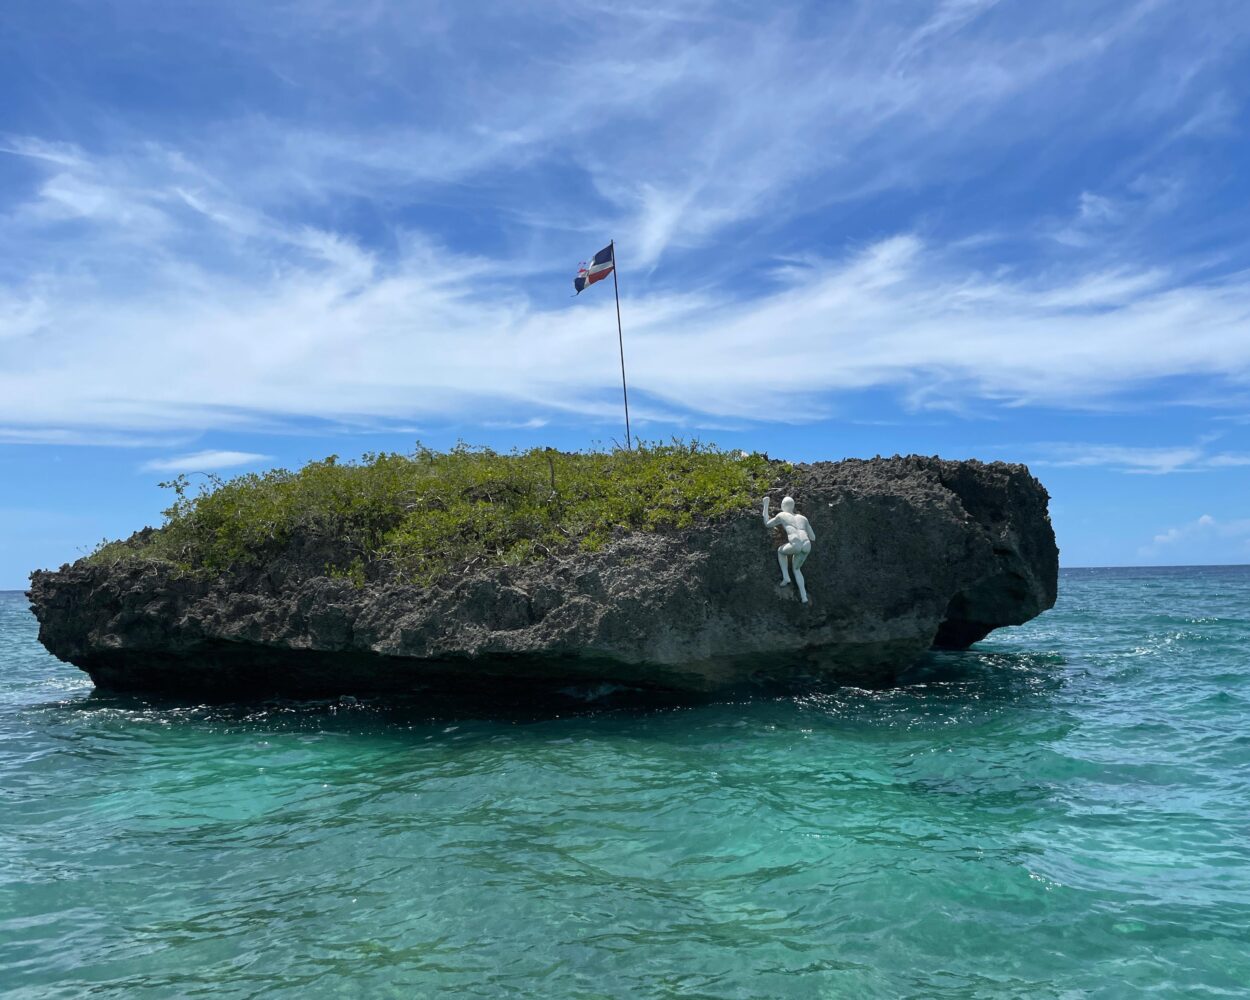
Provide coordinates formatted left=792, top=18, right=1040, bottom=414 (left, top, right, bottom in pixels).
left=28, top=456, right=1057, bottom=698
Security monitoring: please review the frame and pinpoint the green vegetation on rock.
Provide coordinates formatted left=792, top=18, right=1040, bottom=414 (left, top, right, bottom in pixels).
left=87, top=442, right=781, bottom=583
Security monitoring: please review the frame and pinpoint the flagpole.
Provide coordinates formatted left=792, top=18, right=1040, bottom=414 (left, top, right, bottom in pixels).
left=610, top=239, right=632, bottom=449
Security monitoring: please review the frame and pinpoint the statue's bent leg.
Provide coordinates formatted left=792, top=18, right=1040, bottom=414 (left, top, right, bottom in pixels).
left=777, top=544, right=794, bottom=585
left=792, top=543, right=810, bottom=603
left=793, top=563, right=808, bottom=603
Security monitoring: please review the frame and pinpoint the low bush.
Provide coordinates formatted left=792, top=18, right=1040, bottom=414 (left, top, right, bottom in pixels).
left=87, top=442, right=780, bottom=583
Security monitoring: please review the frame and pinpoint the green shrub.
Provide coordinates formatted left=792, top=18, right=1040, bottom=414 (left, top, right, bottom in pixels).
left=87, top=442, right=781, bottom=583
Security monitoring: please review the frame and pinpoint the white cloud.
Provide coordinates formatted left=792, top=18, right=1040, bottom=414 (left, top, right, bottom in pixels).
left=1051, top=173, right=1190, bottom=247
left=0, top=135, right=85, bottom=168
left=1140, top=513, right=1250, bottom=558
left=1038, top=444, right=1204, bottom=474
left=894, top=0, right=1003, bottom=64
left=0, top=428, right=187, bottom=447
left=140, top=450, right=271, bottom=473
left=0, top=289, right=49, bottom=342
left=1078, top=192, right=1120, bottom=224
left=1036, top=441, right=1250, bottom=474
left=484, top=417, right=550, bottom=430
left=3, top=205, right=1250, bottom=435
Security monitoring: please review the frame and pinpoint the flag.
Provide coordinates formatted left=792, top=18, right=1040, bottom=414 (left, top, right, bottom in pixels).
left=574, top=243, right=614, bottom=294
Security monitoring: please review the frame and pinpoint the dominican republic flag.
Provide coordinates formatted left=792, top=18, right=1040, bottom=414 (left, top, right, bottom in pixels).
left=574, top=243, right=614, bottom=294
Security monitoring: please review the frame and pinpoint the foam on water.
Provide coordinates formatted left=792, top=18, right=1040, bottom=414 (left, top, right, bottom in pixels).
left=2, top=568, right=1249, bottom=998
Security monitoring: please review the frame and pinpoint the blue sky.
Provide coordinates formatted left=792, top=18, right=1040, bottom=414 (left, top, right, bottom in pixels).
left=3, top=0, right=1250, bottom=586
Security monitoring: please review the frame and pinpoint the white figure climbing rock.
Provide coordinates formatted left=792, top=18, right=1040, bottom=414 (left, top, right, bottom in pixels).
left=763, top=495, right=815, bottom=603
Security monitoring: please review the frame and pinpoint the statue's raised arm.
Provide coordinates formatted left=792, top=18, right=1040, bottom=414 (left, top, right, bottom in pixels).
left=763, top=496, right=779, bottom=527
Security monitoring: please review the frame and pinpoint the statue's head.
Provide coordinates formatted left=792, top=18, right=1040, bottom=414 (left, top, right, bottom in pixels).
left=781, top=496, right=795, bottom=513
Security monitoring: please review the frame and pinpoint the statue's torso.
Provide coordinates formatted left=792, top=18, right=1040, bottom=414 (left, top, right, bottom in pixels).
left=780, top=513, right=812, bottom=545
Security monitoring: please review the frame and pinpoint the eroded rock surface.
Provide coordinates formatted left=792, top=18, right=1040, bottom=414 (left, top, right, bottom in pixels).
left=28, top=456, right=1058, bottom=697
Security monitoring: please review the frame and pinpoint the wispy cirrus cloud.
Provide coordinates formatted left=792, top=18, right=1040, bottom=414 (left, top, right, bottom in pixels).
left=4, top=203, right=1250, bottom=436
left=1035, top=440, right=1250, bottom=474
left=2, top=0, right=1250, bottom=443
left=6, top=0, right=1230, bottom=272
left=580, top=0, right=1189, bottom=267
left=0, top=428, right=188, bottom=448
left=140, top=450, right=271, bottom=473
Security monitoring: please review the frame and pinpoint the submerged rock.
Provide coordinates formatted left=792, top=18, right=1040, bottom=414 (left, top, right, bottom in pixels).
left=28, top=456, right=1058, bottom=697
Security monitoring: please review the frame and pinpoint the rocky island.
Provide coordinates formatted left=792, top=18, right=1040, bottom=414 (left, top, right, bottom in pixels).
left=28, top=445, right=1058, bottom=698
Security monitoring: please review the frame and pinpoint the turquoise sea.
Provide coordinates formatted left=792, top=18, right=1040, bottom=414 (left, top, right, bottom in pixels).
left=2, top=567, right=1249, bottom=998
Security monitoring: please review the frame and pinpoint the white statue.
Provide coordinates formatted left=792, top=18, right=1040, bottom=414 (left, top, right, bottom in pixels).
left=763, top=495, right=815, bottom=603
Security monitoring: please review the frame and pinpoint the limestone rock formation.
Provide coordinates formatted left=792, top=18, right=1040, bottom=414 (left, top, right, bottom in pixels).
left=28, top=456, right=1058, bottom=697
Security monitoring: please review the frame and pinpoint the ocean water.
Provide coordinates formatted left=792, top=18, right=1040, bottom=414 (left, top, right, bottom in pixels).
left=2, top=568, right=1249, bottom=999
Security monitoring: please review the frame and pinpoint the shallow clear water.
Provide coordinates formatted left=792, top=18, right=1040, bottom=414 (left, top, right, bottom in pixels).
left=2, top=567, right=1249, bottom=998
